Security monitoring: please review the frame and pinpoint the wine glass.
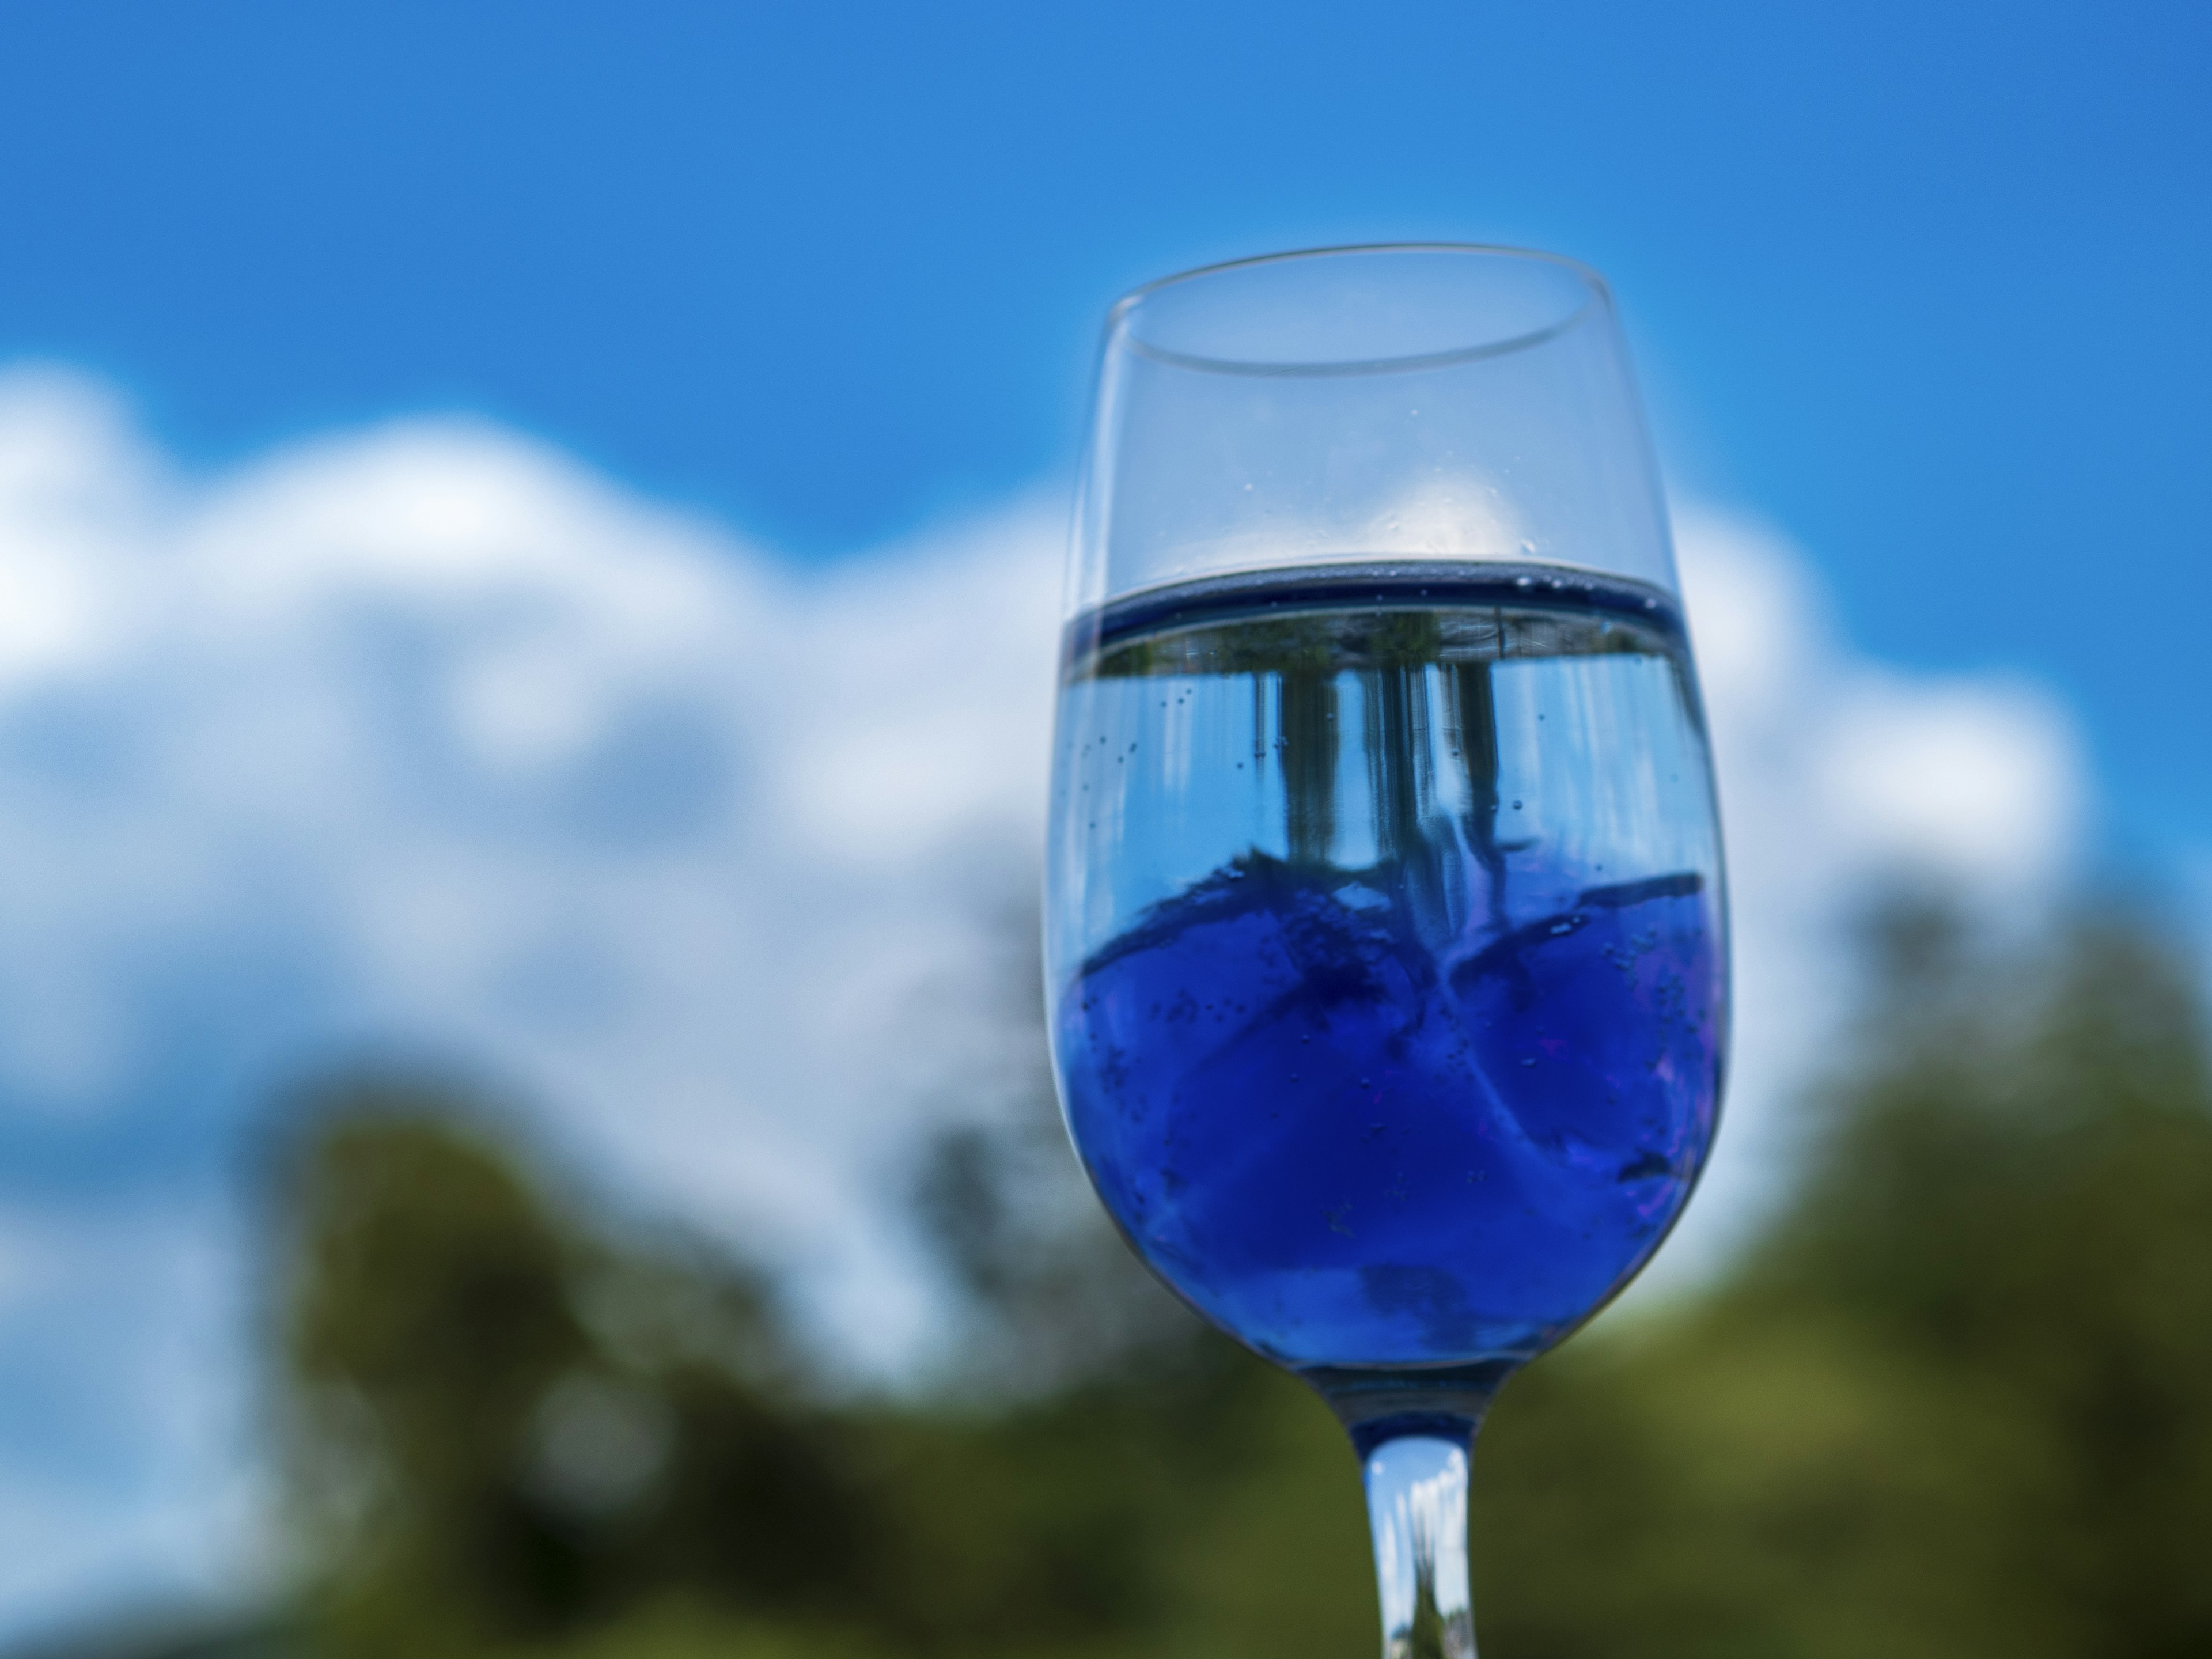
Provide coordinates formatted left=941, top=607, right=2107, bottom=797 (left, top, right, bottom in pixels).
left=1044, top=245, right=1727, bottom=1657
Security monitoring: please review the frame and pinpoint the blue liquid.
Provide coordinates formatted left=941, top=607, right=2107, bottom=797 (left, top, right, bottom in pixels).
left=1047, top=563, right=1726, bottom=1378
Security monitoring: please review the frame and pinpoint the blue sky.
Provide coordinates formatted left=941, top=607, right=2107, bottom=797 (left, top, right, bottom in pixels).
left=3, top=0, right=2209, bottom=849
left=0, top=0, right=2203, bottom=1634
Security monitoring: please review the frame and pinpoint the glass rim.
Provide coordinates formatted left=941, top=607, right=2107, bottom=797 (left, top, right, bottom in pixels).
left=1107, top=242, right=1609, bottom=380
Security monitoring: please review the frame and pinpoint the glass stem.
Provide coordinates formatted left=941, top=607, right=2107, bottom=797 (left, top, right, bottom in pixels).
left=1363, top=1433, right=1476, bottom=1659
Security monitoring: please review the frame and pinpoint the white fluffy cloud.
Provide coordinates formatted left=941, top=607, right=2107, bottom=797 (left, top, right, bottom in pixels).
left=0, top=369, right=2085, bottom=1638
left=1656, top=507, right=2085, bottom=1289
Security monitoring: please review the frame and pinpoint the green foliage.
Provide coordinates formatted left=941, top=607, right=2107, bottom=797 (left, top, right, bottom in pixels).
left=270, top=1075, right=1325, bottom=1659
left=1469, top=910, right=2212, bottom=1658
left=266, top=907, right=2212, bottom=1659
left=275, top=1089, right=877, bottom=1657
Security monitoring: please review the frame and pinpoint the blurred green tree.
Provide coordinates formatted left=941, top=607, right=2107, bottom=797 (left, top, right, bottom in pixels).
left=257, top=902, right=2212, bottom=1659
left=1471, top=906, right=2212, bottom=1658
left=274, top=1083, right=876, bottom=1657
left=269, top=1073, right=1318, bottom=1659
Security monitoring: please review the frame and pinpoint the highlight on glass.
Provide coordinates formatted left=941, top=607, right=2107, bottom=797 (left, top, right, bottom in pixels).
left=1044, top=245, right=1728, bottom=1658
